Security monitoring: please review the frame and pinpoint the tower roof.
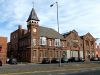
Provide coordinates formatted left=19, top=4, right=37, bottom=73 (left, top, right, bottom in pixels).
left=27, top=8, right=40, bottom=22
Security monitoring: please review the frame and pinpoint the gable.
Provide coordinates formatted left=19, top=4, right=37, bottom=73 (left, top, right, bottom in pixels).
left=84, top=33, right=95, bottom=41
left=65, top=30, right=82, bottom=41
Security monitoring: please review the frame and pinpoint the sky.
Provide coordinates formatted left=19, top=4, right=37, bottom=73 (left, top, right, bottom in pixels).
left=0, top=0, right=100, bottom=42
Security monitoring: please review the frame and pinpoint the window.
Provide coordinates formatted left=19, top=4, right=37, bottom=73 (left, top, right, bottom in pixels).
left=28, top=39, right=30, bottom=45
left=67, top=42, right=70, bottom=47
left=40, top=37, right=47, bottom=45
left=14, top=35, right=15, bottom=39
left=33, top=39, right=36, bottom=46
left=56, top=51, right=59, bottom=57
left=50, top=51, right=53, bottom=57
left=62, top=41, right=65, bottom=47
left=49, top=40, right=52, bottom=46
left=0, top=45, right=2, bottom=52
left=40, top=51, right=43, bottom=57
left=44, top=51, right=47, bottom=57
left=32, top=21, right=33, bottom=23
left=86, top=40, right=89, bottom=46
left=55, top=39, right=60, bottom=47
left=80, top=43, right=83, bottom=47
left=33, top=50, right=36, bottom=57
left=91, top=41, right=93, bottom=46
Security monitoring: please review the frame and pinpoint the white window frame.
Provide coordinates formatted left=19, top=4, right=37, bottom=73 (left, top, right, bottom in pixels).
left=40, top=37, right=47, bottom=45
left=55, top=39, right=61, bottom=47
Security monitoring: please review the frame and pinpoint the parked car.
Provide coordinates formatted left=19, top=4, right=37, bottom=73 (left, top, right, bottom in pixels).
left=61, top=57, right=68, bottom=63
left=41, top=58, right=50, bottom=64
left=98, top=57, right=100, bottom=61
left=8, top=58, right=17, bottom=64
left=0, top=60, right=2, bottom=66
left=51, top=58, right=60, bottom=63
left=6, top=58, right=10, bottom=64
left=68, top=57, right=84, bottom=62
left=68, top=57, right=76, bottom=62
left=79, top=57, right=85, bottom=62
left=90, top=57, right=98, bottom=61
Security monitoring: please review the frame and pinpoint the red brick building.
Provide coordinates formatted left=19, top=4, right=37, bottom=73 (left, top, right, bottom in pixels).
left=8, top=7, right=96, bottom=63
left=81, top=33, right=96, bottom=61
left=0, top=37, right=7, bottom=64
left=95, top=38, right=100, bottom=57
left=96, top=45, right=100, bottom=57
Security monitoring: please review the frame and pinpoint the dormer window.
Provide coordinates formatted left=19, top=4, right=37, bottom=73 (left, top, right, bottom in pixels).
left=40, top=37, right=47, bottom=45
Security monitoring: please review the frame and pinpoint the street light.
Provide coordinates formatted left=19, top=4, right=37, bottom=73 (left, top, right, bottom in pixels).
left=50, top=2, right=59, bottom=34
left=50, top=1, right=61, bottom=67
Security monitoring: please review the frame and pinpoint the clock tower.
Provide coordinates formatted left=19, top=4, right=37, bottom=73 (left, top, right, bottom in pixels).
left=27, top=7, right=40, bottom=46
left=27, top=7, right=40, bottom=62
left=27, top=7, right=39, bottom=32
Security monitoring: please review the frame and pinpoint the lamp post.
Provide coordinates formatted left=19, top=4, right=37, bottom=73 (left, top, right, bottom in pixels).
left=50, top=2, right=59, bottom=34
left=50, top=1, right=61, bottom=67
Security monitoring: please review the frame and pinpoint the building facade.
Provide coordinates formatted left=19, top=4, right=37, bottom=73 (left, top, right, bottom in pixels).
left=0, top=37, right=7, bottom=64
left=8, top=7, right=96, bottom=63
left=95, top=38, right=100, bottom=57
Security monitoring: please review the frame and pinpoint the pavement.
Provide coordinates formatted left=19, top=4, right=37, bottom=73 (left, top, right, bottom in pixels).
left=0, top=62, right=100, bottom=75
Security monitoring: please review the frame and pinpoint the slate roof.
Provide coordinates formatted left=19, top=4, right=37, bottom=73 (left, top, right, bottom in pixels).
left=39, top=26, right=63, bottom=39
left=63, top=30, right=78, bottom=37
left=27, top=8, right=39, bottom=22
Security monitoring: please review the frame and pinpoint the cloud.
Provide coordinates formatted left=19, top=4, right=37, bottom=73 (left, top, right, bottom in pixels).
left=0, top=0, right=100, bottom=42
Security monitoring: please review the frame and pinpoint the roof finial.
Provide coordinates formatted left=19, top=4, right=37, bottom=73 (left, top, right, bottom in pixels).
left=32, top=1, right=34, bottom=8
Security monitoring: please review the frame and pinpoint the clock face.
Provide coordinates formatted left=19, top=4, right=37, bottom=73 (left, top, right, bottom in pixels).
left=33, top=28, right=36, bottom=32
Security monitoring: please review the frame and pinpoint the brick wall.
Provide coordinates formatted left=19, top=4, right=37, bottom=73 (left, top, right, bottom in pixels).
left=0, top=37, right=7, bottom=64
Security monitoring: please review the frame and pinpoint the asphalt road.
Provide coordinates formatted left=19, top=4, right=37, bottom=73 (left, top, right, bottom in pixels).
left=0, top=61, right=100, bottom=75
left=13, top=69, right=100, bottom=75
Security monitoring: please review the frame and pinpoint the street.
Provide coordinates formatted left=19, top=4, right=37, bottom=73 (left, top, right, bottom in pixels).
left=0, top=62, right=100, bottom=75
left=3, top=69, right=100, bottom=75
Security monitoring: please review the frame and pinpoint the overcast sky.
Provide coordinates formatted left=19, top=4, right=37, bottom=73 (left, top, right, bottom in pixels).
left=0, top=0, right=100, bottom=42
